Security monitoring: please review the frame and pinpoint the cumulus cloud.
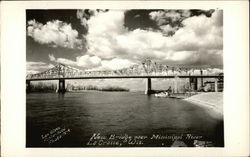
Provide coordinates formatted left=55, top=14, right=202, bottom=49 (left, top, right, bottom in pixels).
left=76, top=9, right=109, bottom=28
left=150, top=10, right=191, bottom=24
left=48, top=54, right=101, bottom=69
left=27, top=20, right=83, bottom=49
left=76, top=10, right=88, bottom=27
left=40, top=9, right=222, bottom=72
left=159, top=25, right=179, bottom=36
left=149, top=10, right=192, bottom=35
left=26, top=61, right=54, bottom=74
left=86, top=10, right=126, bottom=59
left=48, top=53, right=134, bottom=71
left=170, top=10, right=223, bottom=52
left=83, top=10, right=223, bottom=67
left=100, top=58, right=135, bottom=70
left=76, top=55, right=101, bottom=67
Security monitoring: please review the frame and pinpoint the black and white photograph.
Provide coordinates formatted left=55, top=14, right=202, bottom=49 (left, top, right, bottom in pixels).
left=1, top=0, right=250, bottom=156
left=25, top=9, right=224, bottom=147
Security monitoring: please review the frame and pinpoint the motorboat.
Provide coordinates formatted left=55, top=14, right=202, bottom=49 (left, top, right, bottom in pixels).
left=155, top=92, right=169, bottom=98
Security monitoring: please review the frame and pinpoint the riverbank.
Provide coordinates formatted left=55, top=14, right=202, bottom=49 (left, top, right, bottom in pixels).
left=184, top=92, right=223, bottom=119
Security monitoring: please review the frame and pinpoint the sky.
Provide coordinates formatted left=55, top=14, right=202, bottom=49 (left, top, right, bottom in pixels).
left=26, top=9, right=223, bottom=74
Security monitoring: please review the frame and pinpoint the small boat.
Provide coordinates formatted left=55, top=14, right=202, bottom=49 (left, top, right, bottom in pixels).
left=155, top=92, right=169, bottom=98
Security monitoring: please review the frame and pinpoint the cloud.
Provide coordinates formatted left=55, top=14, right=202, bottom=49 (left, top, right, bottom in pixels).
left=159, top=25, right=179, bottom=36
left=76, top=55, right=101, bottom=67
left=149, top=10, right=191, bottom=35
left=150, top=10, right=191, bottom=23
left=27, top=20, right=83, bottom=49
left=170, top=10, right=223, bottom=52
left=76, top=10, right=89, bottom=27
left=26, top=61, right=54, bottom=74
left=150, top=10, right=182, bottom=25
left=31, top=9, right=223, bottom=72
left=48, top=54, right=101, bottom=69
left=149, top=10, right=217, bottom=36
left=48, top=54, right=134, bottom=71
left=83, top=10, right=223, bottom=67
left=76, top=9, right=109, bottom=28
left=100, top=58, right=135, bottom=70
left=86, top=10, right=126, bottom=59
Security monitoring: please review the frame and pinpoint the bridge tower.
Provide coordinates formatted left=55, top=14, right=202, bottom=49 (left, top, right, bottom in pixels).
left=58, top=79, right=66, bottom=93
left=145, top=78, right=152, bottom=95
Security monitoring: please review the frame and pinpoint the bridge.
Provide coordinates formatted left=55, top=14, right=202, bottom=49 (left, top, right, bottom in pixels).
left=26, top=59, right=223, bottom=94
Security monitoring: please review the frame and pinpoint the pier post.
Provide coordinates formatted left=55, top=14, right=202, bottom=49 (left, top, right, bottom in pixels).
left=214, top=79, right=218, bottom=92
left=58, top=79, right=66, bottom=93
left=145, top=78, right=152, bottom=95
left=26, top=80, right=31, bottom=93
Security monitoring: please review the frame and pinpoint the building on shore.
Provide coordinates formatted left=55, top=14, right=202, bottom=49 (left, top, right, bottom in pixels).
left=204, top=80, right=223, bottom=92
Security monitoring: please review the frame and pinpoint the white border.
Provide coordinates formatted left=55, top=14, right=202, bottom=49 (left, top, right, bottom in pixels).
left=1, top=1, right=249, bottom=157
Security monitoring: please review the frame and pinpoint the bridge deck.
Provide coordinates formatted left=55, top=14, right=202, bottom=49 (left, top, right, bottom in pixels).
left=27, top=75, right=223, bottom=81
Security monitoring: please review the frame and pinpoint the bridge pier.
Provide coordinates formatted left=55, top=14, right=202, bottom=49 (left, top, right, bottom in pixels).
left=26, top=80, right=31, bottom=93
left=174, top=76, right=178, bottom=93
left=214, top=78, right=218, bottom=92
left=200, top=70, right=203, bottom=87
left=58, top=79, right=66, bottom=93
left=189, top=77, right=198, bottom=91
left=145, top=78, right=152, bottom=95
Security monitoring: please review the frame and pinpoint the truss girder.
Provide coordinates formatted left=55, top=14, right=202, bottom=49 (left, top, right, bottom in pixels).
left=26, top=60, right=222, bottom=80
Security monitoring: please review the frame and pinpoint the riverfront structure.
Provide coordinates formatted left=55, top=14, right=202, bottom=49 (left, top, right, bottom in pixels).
left=26, top=59, right=223, bottom=94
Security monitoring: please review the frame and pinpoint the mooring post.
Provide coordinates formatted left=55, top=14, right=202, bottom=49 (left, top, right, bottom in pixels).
left=58, top=79, right=66, bottom=93
left=26, top=80, right=31, bottom=93
left=145, top=78, right=152, bottom=95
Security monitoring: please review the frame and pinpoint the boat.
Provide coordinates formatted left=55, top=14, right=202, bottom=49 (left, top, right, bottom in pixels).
left=155, top=92, right=169, bottom=98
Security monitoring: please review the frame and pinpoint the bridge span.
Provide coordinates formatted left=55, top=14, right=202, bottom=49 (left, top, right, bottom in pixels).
left=26, top=60, right=223, bottom=94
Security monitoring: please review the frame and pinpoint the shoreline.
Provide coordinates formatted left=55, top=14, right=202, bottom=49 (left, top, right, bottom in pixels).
left=184, top=92, right=223, bottom=119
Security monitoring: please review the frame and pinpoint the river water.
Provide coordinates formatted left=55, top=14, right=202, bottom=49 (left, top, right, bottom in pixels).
left=26, top=91, right=224, bottom=147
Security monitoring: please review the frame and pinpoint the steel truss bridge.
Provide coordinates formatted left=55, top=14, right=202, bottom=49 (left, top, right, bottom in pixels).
left=26, top=59, right=223, bottom=94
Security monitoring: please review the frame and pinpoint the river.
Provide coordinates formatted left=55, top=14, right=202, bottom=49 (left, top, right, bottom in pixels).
left=26, top=91, right=224, bottom=147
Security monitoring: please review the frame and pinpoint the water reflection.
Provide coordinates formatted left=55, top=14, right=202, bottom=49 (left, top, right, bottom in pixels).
left=57, top=93, right=65, bottom=99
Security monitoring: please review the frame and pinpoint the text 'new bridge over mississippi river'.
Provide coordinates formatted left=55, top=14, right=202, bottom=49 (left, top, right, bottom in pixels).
left=26, top=60, right=223, bottom=94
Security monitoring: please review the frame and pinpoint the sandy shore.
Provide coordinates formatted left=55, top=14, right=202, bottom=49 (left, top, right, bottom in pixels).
left=185, top=92, right=223, bottom=119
